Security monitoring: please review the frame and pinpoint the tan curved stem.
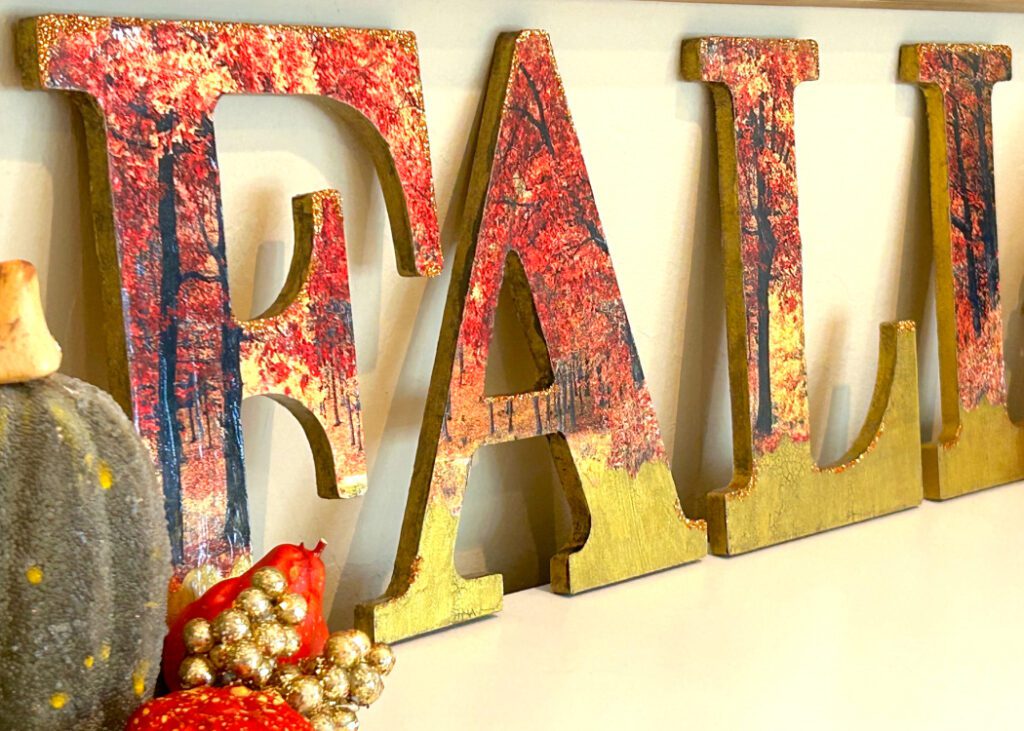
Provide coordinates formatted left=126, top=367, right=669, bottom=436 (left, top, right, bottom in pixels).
left=0, top=260, right=61, bottom=384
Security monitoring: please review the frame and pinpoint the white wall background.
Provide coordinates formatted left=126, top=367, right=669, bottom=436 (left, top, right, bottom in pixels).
left=3, top=0, right=1023, bottom=630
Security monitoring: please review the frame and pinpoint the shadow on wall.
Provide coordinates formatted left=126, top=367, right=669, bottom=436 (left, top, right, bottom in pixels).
left=1008, top=272, right=1024, bottom=425
left=0, top=11, right=108, bottom=390
left=894, top=87, right=938, bottom=444
left=802, top=81, right=935, bottom=466
left=240, top=239, right=288, bottom=555
left=212, top=92, right=430, bottom=628
left=456, top=268, right=572, bottom=593
left=1001, top=80, right=1024, bottom=424
left=671, top=80, right=732, bottom=520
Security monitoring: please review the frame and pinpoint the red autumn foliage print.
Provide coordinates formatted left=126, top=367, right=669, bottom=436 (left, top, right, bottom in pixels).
left=22, top=15, right=441, bottom=583
left=915, top=44, right=1010, bottom=411
left=240, top=192, right=364, bottom=495
left=697, top=37, right=817, bottom=455
left=430, top=30, right=667, bottom=510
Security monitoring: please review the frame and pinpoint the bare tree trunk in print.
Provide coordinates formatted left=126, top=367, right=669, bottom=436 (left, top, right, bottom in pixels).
left=331, top=371, right=342, bottom=427
left=355, top=397, right=363, bottom=451
left=972, top=80, right=999, bottom=305
left=346, top=389, right=355, bottom=447
left=204, top=407, right=214, bottom=449
left=189, top=116, right=249, bottom=555
left=949, top=99, right=984, bottom=336
left=748, top=102, right=779, bottom=439
left=568, top=367, right=577, bottom=429
left=221, top=320, right=249, bottom=552
left=155, top=118, right=185, bottom=565
left=185, top=374, right=197, bottom=443
left=623, top=321, right=645, bottom=387
left=196, top=389, right=206, bottom=444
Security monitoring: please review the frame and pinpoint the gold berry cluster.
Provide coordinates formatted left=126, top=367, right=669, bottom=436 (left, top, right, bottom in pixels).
left=179, top=566, right=306, bottom=690
left=275, top=628, right=395, bottom=731
left=176, top=566, right=396, bottom=731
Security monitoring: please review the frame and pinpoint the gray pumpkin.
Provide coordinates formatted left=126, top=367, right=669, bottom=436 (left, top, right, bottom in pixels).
left=0, top=373, right=172, bottom=730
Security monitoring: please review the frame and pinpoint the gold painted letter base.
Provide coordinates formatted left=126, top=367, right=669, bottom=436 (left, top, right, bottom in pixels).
left=923, top=402, right=1024, bottom=500
left=355, top=496, right=505, bottom=644
left=358, top=442, right=706, bottom=644
left=708, top=322, right=923, bottom=556
left=547, top=436, right=707, bottom=596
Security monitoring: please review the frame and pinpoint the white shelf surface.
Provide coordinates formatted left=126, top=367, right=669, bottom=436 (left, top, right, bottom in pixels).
left=363, top=482, right=1024, bottom=730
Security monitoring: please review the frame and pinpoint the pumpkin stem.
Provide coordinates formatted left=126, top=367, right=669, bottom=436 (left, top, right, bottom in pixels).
left=0, top=260, right=62, bottom=384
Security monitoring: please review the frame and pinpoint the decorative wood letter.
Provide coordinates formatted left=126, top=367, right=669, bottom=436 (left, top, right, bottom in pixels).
left=358, top=31, right=707, bottom=642
left=900, top=44, right=1022, bottom=500
left=683, top=37, right=922, bottom=555
left=17, top=15, right=442, bottom=601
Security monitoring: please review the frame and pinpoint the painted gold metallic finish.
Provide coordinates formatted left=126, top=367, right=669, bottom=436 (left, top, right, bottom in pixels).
left=684, top=37, right=922, bottom=555
left=900, top=43, right=1024, bottom=500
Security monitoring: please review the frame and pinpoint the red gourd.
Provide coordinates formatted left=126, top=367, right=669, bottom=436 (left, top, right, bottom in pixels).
left=125, top=686, right=313, bottom=730
left=162, top=543, right=329, bottom=691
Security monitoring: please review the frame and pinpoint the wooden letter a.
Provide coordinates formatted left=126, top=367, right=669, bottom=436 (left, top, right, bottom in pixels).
left=359, top=31, right=707, bottom=642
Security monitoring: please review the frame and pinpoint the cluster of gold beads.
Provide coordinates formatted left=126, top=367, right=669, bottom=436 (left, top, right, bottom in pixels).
left=177, top=566, right=396, bottom=731
left=178, top=566, right=306, bottom=690
left=275, top=628, right=396, bottom=731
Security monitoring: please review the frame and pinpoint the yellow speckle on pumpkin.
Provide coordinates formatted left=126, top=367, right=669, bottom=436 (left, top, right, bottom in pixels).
left=132, top=661, right=149, bottom=696
left=83, top=656, right=94, bottom=669
left=100, top=643, right=111, bottom=661
left=50, top=693, right=68, bottom=709
left=26, top=565, right=43, bottom=584
left=97, top=461, right=114, bottom=490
